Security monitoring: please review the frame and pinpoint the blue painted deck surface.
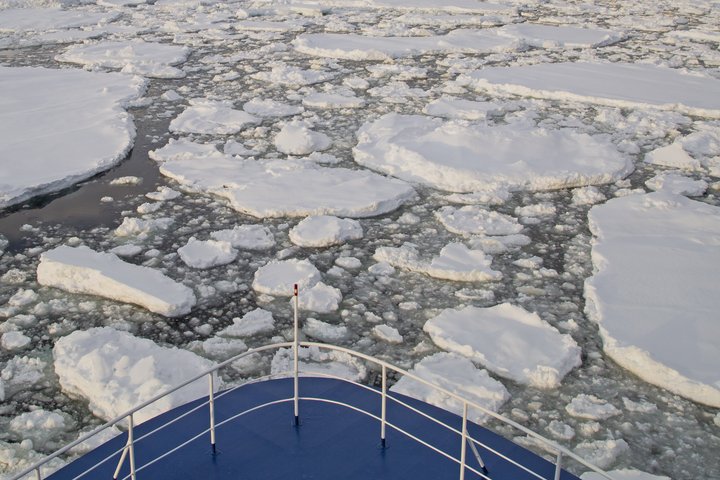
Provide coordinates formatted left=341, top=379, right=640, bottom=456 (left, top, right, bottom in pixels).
left=49, top=377, right=581, bottom=480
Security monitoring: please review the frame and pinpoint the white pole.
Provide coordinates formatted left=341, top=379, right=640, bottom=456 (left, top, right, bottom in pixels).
left=112, top=443, right=129, bottom=480
left=381, top=364, right=387, bottom=448
left=554, top=451, right=563, bottom=480
left=209, top=373, right=216, bottom=454
left=128, top=414, right=136, bottom=480
left=293, top=283, right=300, bottom=426
left=460, top=402, right=467, bottom=480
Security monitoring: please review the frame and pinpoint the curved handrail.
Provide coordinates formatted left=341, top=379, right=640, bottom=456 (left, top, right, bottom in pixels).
left=10, top=340, right=614, bottom=480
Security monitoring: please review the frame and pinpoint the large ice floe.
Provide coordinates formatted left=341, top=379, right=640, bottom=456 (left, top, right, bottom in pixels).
left=584, top=192, right=720, bottom=407
left=37, top=246, right=196, bottom=317
left=458, top=62, right=720, bottom=118
left=424, top=304, right=581, bottom=388
left=53, top=327, right=218, bottom=424
left=497, top=23, right=626, bottom=48
left=0, top=8, right=118, bottom=32
left=0, top=66, right=145, bottom=209
left=354, top=113, right=632, bottom=192
left=57, top=40, right=190, bottom=79
left=151, top=140, right=415, bottom=218
left=391, top=352, right=509, bottom=424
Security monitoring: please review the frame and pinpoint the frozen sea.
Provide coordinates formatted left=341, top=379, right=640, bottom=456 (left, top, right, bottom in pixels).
left=1, top=0, right=719, bottom=479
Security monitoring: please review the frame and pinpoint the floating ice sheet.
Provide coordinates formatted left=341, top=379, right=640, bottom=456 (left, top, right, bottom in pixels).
left=424, top=304, right=581, bottom=388
left=289, top=215, right=363, bottom=248
left=497, top=23, right=626, bottom=48
left=53, top=327, right=218, bottom=424
left=458, top=62, right=720, bottom=118
left=0, top=66, right=145, bottom=209
left=354, top=113, right=631, bottom=192
left=37, top=246, right=196, bottom=317
left=0, top=8, right=118, bottom=32
left=170, top=99, right=259, bottom=135
left=584, top=192, right=720, bottom=407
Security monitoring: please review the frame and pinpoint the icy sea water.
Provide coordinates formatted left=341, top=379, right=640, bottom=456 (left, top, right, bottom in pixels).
left=1, top=1, right=720, bottom=479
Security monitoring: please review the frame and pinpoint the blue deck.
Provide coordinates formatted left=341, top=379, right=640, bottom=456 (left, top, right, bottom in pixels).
left=49, top=377, right=580, bottom=480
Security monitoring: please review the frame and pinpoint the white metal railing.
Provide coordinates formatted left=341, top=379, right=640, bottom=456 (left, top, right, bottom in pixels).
left=10, top=286, right=616, bottom=480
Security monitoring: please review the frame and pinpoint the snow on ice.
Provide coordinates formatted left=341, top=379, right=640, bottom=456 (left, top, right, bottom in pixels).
left=274, top=122, right=331, bottom=155
left=210, top=225, right=275, bottom=250
left=53, top=327, right=218, bottom=424
left=424, top=304, right=581, bottom=388
left=170, top=99, right=260, bottom=135
left=289, top=215, right=363, bottom=248
left=354, top=113, right=632, bottom=192
left=391, top=352, right=509, bottom=424
left=584, top=192, right=720, bottom=407
left=252, top=258, right=322, bottom=296
left=37, top=246, right=196, bottom=317
left=217, top=309, right=275, bottom=338
left=0, top=66, right=145, bottom=209
left=177, top=237, right=237, bottom=269
left=271, top=346, right=366, bottom=383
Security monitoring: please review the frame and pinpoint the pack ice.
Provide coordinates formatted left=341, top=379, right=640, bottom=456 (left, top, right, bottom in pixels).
left=0, top=67, right=145, bottom=209
left=354, top=114, right=631, bottom=192
left=53, top=327, right=218, bottom=424
left=37, top=246, right=196, bottom=317
left=424, top=304, right=581, bottom=388
left=584, top=192, right=720, bottom=407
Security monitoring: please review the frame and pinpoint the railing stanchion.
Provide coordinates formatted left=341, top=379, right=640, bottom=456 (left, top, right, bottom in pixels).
left=128, top=414, right=137, bottom=480
left=460, top=402, right=468, bottom=480
left=112, top=443, right=129, bottom=480
left=34, top=467, right=41, bottom=480
left=554, top=451, right=563, bottom=480
left=381, top=364, right=387, bottom=448
left=209, top=372, right=217, bottom=454
left=293, top=283, right=300, bottom=426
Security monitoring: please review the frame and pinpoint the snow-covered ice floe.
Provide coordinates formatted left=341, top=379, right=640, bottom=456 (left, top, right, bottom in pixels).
left=458, top=62, right=720, bottom=118
left=581, top=469, right=670, bottom=480
left=293, top=29, right=519, bottom=61
left=170, top=99, right=260, bottom=135
left=57, top=40, right=190, bottom=79
left=584, top=192, right=720, bottom=407
left=497, top=23, right=626, bottom=48
left=152, top=141, right=416, bottom=218
left=271, top=346, right=366, bottom=382
left=0, top=8, right=118, bottom=33
left=177, top=237, right=237, bottom=269
left=424, top=304, right=581, bottom=388
left=0, top=66, right=145, bottom=209
left=391, top=352, right=509, bottom=424
left=53, top=327, right=219, bottom=424
left=289, top=215, right=363, bottom=248
left=37, top=246, right=196, bottom=317
left=354, top=113, right=631, bottom=192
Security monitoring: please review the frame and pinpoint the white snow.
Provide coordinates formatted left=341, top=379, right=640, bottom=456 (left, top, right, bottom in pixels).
left=177, top=237, right=237, bottom=269
left=252, top=63, right=336, bottom=87
left=374, top=242, right=502, bottom=282
left=296, top=282, right=342, bottom=313
left=584, top=192, right=720, bottom=407
left=271, top=346, right=366, bottom=382
left=243, top=98, right=303, bottom=117
left=0, top=8, right=117, bottom=32
left=9, top=410, right=67, bottom=450
left=424, top=304, right=581, bottom=388
left=423, top=96, right=503, bottom=120
left=645, top=172, right=707, bottom=196
left=644, top=142, right=702, bottom=170
left=114, top=217, right=173, bottom=238
left=302, top=92, right=365, bottom=109
left=210, top=225, right=275, bottom=250
left=289, top=216, right=363, bottom=248
left=293, top=29, right=518, bottom=61
left=303, top=317, right=349, bottom=342
left=1, top=332, right=31, bottom=351
left=217, top=309, right=275, bottom=338
left=252, top=259, right=322, bottom=296
left=0, top=66, right=145, bottom=209
left=572, top=186, right=607, bottom=206
left=565, top=394, right=621, bottom=420
left=581, top=469, right=670, bottom=480
left=574, top=439, right=629, bottom=470
left=274, top=122, right=331, bottom=155
left=152, top=145, right=416, bottom=218
left=498, top=23, right=626, bottom=48
left=459, top=62, right=720, bottom=118
left=57, top=40, right=190, bottom=79
left=390, top=352, right=509, bottom=424
left=354, top=113, right=631, bottom=192
left=37, top=246, right=196, bottom=317
left=53, top=327, right=219, bottom=424
left=170, top=99, right=259, bottom=134
left=372, top=324, right=403, bottom=344
left=435, top=205, right=523, bottom=236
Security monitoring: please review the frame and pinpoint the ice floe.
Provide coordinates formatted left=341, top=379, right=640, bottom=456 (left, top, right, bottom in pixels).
left=458, top=62, right=720, bottom=118
left=0, top=66, right=145, bottom=209
left=152, top=142, right=415, bottom=217
left=391, top=352, right=509, bottom=424
left=271, top=346, right=366, bottom=382
left=242, top=98, right=303, bottom=117
left=303, top=317, right=349, bottom=342
left=296, top=282, right=342, bottom=313
left=424, top=304, right=581, bottom=388
left=57, top=40, right=190, bottom=79
left=374, top=242, right=502, bottom=282
left=584, top=192, right=720, bottom=407
left=0, top=8, right=117, bottom=32
left=210, top=225, right=275, bottom=250
left=302, top=92, right=365, bottom=109
left=423, top=97, right=504, bottom=120
left=274, top=122, right=331, bottom=155
left=170, top=99, right=259, bottom=135
left=218, top=309, right=275, bottom=338
left=293, top=29, right=519, bottom=61
left=252, top=63, right=336, bottom=86
left=643, top=142, right=702, bottom=170
left=574, top=439, right=629, bottom=470
left=565, top=394, right=621, bottom=420
left=177, top=237, right=237, bottom=269
left=289, top=215, right=363, bottom=248
left=435, top=205, right=522, bottom=236
left=354, top=113, right=631, bottom=192
left=497, top=23, right=626, bottom=48
left=53, top=327, right=218, bottom=424
left=37, top=246, right=196, bottom=317
left=252, top=259, right=322, bottom=296
left=645, top=172, right=707, bottom=196
left=581, top=470, right=670, bottom=480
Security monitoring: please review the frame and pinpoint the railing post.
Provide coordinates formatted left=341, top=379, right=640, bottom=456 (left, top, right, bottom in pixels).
left=460, top=402, right=468, bottom=480
left=380, top=364, right=387, bottom=448
left=209, top=372, right=216, bottom=454
left=554, top=451, right=563, bottom=480
left=35, top=467, right=41, bottom=480
left=293, top=283, right=300, bottom=426
left=128, top=414, right=137, bottom=480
